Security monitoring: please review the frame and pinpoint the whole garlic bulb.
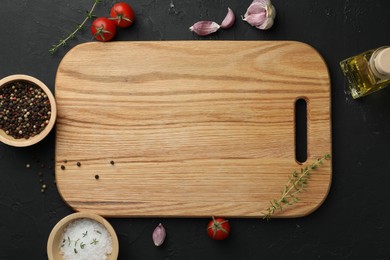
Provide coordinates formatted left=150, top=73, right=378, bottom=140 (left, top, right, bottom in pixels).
left=242, top=0, right=276, bottom=30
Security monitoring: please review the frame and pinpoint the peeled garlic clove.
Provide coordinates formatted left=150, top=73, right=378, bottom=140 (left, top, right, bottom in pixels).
left=152, top=223, right=166, bottom=247
left=220, top=7, right=235, bottom=29
left=189, top=21, right=220, bottom=36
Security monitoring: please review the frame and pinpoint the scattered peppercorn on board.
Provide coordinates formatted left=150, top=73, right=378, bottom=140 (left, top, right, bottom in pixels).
left=55, top=41, right=331, bottom=218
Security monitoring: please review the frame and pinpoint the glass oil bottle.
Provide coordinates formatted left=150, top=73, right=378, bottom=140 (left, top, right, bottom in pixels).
left=340, top=46, right=390, bottom=99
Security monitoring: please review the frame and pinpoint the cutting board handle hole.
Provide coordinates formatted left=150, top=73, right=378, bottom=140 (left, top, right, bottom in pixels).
left=295, top=98, right=307, bottom=164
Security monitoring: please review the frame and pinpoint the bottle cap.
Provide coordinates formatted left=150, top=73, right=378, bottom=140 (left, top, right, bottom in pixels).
left=374, top=47, right=390, bottom=76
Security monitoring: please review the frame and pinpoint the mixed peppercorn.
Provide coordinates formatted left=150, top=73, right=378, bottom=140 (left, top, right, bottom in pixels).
left=0, top=80, right=51, bottom=139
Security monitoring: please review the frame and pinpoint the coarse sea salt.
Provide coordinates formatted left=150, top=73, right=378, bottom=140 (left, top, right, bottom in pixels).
left=60, top=218, right=113, bottom=260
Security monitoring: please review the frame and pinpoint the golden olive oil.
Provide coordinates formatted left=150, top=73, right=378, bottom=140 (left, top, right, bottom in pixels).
left=340, top=47, right=390, bottom=99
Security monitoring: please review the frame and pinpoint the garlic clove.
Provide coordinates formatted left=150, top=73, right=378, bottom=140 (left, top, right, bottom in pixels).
left=189, top=21, right=220, bottom=36
left=242, top=12, right=267, bottom=27
left=152, top=223, right=166, bottom=247
left=220, top=7, right=235, bottom=29
left=266, top=4, right=276, bottom=19
left=257, top=17, right=274, bottom=30
left=245, top=2, right=266, bottom=17
left=254, top=0, right=271, bottom=8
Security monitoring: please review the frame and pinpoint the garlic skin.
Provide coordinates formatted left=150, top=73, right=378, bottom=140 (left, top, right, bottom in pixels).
left=220, top=7, right=235, bottom=29
left=189, top=21, right=220, bottom=36
left=152, top=223, right=166, bottom=247
left=243, top=0, right=276, bottom=30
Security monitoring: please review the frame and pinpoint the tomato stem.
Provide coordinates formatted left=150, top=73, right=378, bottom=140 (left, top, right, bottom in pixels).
left=93, top=25, right=112, bottom=41
left=109, top=9, right=133, bottom=24
left=208, top=216, right=229, bottom=238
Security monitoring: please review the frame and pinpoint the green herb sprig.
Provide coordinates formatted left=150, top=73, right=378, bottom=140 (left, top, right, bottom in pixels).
left=263, top=153, right=331, bottom=219
left=60, top=229, right=101, bottom=254
left=49, top=0, right=101, bottom=54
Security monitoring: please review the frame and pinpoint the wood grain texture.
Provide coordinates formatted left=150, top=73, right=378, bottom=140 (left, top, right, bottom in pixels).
left=55, top=41, right=331, bottom=218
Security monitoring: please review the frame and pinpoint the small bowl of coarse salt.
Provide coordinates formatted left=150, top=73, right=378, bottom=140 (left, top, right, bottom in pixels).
left=0, top=74, right=56, bottom=147
left=47, top=212, right=119, bottom=260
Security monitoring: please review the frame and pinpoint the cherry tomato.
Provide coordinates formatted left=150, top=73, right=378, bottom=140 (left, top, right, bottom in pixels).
left=109, top=2, right=135, bottom=28
left=207, top=217, right=230, bottom=240
left=91, top=17, right=117, bottom=42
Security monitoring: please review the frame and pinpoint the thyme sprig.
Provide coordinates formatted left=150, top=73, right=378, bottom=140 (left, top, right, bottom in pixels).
left=49, top=0, right=101, bottom=54
left=263, top=153, right=331, bottom=219
left=60, top=230, right=101, bottom=253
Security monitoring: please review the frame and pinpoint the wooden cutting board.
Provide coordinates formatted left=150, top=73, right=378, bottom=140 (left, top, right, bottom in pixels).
left=55, top=41, right=331, bottom=218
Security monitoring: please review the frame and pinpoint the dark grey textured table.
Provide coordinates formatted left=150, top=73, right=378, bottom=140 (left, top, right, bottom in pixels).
left=1, top=1, right=390, bottom=259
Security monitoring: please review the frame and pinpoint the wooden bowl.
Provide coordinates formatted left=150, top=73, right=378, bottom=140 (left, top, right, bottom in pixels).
left=47, top=212, right=119, bottom=260
left=0, top=74, right=56, bottom=147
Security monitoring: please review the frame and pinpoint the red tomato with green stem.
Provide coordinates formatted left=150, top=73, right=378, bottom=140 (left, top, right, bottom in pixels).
left=91, top=17, right=117, bottom=42
left=110, top=2, right=135, bottom=28
left=207, top=217, right=230, bottom=240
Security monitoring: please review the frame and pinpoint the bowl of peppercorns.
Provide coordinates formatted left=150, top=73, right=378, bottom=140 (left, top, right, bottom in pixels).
left=0, top=74, right=56, bottom=147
